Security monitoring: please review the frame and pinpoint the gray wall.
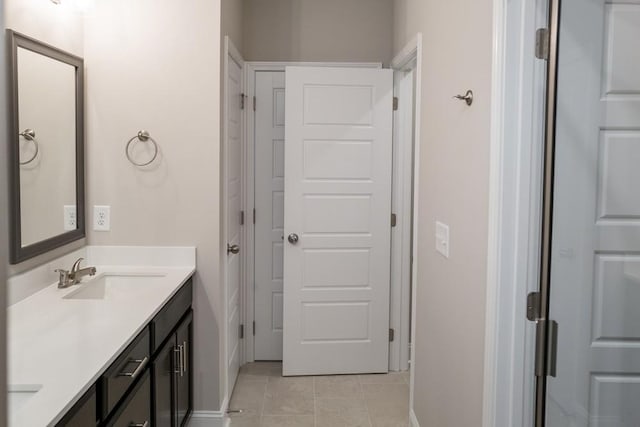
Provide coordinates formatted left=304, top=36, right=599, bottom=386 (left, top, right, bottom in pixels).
left=84, top=0, right=223, bottom=411
left=0, top=1, right=8, bottom=423
left=243, top=0, right=393, bottom=65
left=394, top=0, right=493, bottom=425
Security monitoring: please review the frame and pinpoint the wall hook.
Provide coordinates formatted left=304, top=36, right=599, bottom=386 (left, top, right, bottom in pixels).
left=453, top=90, right=474, bottom=106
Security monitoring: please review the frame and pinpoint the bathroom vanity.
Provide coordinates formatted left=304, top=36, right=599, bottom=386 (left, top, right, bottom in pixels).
left=7, top=247, right=196, bottom=426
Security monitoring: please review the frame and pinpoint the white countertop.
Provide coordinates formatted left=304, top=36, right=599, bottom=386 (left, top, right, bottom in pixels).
left=7, top=247, right=196, bottom=426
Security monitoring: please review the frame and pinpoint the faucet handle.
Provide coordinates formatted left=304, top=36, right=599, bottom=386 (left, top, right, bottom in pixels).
left=55, top=269, right=71, bottom=288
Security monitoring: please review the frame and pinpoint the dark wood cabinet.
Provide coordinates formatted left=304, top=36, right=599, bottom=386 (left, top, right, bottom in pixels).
left=57, top=277, right=194, bottom=427
left=55, top=385, right=97, bottom=427
left=152, top=310, right=193, bottom=427
left=105, top=370, right=151, bottom=427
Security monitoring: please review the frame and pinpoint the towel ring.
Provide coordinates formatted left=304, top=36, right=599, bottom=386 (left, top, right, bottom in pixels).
left=125, top=130, right=159, bottom=167
left=19, top=129, right=39, bottom=165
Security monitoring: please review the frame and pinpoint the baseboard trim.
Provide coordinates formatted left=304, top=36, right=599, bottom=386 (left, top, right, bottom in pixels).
left=188, top=397, right=230, bottom=427
left=187, top=411, right=229, bottom=427
left=410, top=408, right=420, bottom=427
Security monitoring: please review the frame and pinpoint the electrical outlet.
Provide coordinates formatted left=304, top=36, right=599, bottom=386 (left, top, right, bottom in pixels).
left=435, top=221, right=450, bottom=258
left=64, top=205, right=77, bottom=230
left=94, top=205, right=111, bottom=231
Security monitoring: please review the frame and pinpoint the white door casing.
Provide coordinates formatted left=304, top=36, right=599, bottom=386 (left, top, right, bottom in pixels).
left=224, top=37, right=243, bottom=396
left=282, top=66, right=394, bottom=376
left=546, top=0, right=640, bottom=424
left=254, top=71, right=286, bottom=361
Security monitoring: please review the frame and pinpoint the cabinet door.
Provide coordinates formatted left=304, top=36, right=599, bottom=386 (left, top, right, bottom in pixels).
left=153, top=335, right=176, bottom=427
left=176, top=311, right=193, bottom=426
left=106, top=370, right=151, bottom=427
left=55, top=385, right=97, bottom=426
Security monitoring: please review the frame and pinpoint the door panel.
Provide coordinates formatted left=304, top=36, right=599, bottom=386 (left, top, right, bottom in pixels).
left=545, top=0, right=640, bottom=424
left=254, top=71, right=286, bottom=361
left=176, top=314, right=192, bottom=426
left=283, top=67, right=393, bottom=376
left=153, top=335, right=175, bottom=427
left=225, top=49, right=243, bottom=392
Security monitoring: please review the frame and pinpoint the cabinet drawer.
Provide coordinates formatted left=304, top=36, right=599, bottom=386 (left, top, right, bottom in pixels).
left=101, top=327, right=150, bottom=417
left=56, top=384, right=97, bottom=426
left=104, top=370, right=151, bottom=427
left=151, top=278, right=192, bottom=352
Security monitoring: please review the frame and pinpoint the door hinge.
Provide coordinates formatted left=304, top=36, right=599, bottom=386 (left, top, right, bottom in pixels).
left=253, top=208, right=256, bottom=224
left=389, top=328, right=395, bottom=342
left=535, top=28, right=550, bottom=60
left=253, top=96, right=257, bottom=111
left=240, top=210, right=245, bottom=226
left=240, top=93, right=245, bottom=110
left=240, top=324, right=244, bottom=339
left=253, top=321, right=256, bottom=336
left=534, top=319, right=558, bottom=377
left=527, top=291, right=541, bottom=321
left=391, top=213, right=397, bottom=227
left=393, top=97, right=399, bottom=111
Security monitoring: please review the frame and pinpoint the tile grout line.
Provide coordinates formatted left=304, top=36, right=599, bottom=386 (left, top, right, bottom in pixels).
left=313, top=376, right=317, bottom=427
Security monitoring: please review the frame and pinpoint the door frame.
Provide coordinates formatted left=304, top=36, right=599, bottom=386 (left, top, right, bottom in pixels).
left=389, top=33, right=423, bottom=425
left=482, top=0, right=548, bottom=425
left=222, top=35, right=245, bottom=407
left=241, top=61, right=417, bottom=368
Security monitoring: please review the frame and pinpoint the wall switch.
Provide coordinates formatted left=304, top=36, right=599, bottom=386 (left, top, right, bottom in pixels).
left=435, top=221, right=450, bottom=258
left=93, top=205, right=111, bottom=231
left=64, top=205, right=77, bottom=230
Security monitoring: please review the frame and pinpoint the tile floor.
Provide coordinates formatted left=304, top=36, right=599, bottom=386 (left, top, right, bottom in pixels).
left=227, top=362, right=410, bottom=427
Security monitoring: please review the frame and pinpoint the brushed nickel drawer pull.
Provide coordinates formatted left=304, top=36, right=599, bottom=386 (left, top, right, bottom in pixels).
left=117, top=356, right=149, bottom=379
left=128, top=422, right=149, bottom=427
left=174, top=346, right=183, bottom=374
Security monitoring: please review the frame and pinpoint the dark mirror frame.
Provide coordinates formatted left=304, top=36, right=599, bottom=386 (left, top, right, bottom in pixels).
left=7, top=30, right=85, bottom=264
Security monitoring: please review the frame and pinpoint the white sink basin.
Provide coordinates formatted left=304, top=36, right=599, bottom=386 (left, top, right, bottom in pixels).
left=8, top=384, right=42, bottom=414
left=63, top=273, right=167, bottom=300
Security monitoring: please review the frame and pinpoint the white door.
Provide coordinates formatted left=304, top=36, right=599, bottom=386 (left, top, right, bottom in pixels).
left=224, top=39, right=243, bottom=394
left=544, top=0, right=640, bottom=424
left=254, top=71, right=286, bottom=360
left=283, top=67, right=393, bottom=376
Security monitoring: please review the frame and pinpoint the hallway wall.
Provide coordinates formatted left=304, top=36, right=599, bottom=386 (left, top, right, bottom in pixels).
left=243, top=0, right=393, bottom=65
left=84, top=0, right=224, bottom=411
left=393, top=0, right=494, bottom=425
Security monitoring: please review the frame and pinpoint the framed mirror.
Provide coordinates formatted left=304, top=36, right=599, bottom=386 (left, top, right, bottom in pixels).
left=7, top=30, right=85, bottom=264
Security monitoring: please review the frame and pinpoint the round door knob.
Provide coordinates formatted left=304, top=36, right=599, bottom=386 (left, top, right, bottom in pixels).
left=287, top=233, right=299, bottom=244
left=227, top=244, right=240, bottom=255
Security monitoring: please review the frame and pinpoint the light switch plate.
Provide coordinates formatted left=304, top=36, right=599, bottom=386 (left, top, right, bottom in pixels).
left=94, top=205, right=111, bottom=231
left=64, top=205, right=77, bottom=230
left=435, top=221, right=450, bottom=258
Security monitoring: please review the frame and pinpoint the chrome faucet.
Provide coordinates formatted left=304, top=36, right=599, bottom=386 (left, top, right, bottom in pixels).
left=56, top=257, right=97, bottom=288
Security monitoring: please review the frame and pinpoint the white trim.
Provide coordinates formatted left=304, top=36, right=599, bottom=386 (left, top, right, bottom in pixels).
left=222, top=35, right=245, bottom=411
left=410, top=409, right=420, bottom=427
left=483, top=0, right=547, bottom=425
left=242, top=61, right=382, bottom=365
left=187, top=411, right=228, bottom=427
left=390, top=33, right=423, bottom=420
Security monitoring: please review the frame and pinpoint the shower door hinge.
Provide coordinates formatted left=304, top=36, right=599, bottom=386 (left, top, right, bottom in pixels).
left=393, top=97, right=399, bottom=111
left=240, top=210, right=245, bottom=226
left=240, top=93, right=246, bottom=110
left=391, top=213, right=397, bottom=227
left=389, top=328, right=395, bottom=342
left=253, top=96, right=257, bottom=111
left=535, top=28, right=550, bottom=60
left=240, top=324, right=244, bottom=339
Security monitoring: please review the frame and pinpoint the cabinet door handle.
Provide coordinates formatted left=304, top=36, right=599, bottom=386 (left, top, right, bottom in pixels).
left=117, top=357, right=149, bottom=380
left=128, top=422, right=149, bottom=427
left=173, top=345, right=182, bottom=375
left=182, top=341, right=188, bottom=375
